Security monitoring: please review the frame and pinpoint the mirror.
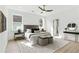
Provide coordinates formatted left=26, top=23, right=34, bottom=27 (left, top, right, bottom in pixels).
left=0, top=10, right=6, bottom=33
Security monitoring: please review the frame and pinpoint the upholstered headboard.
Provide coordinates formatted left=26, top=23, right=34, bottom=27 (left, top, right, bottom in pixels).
left=24, top=25, right=39, bottom=32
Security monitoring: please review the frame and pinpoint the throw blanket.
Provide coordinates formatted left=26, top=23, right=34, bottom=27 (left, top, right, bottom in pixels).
left=25, top=32, right=51, bottom=39
left=25, top=32, right=36, bottom=39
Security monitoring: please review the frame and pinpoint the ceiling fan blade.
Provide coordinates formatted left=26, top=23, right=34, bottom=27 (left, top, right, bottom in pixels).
left=46, top=10, right=53, bottom=12
left=38, top=6, right=46, bottom=11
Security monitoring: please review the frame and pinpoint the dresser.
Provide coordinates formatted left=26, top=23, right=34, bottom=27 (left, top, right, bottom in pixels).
left=64, top=31, right=79, bottom=42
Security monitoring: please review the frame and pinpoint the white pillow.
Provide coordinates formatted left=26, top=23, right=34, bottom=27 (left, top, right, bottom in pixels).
left=34, top=30, right=39, bottom=33
left=26, top=29, right=31, bottom=33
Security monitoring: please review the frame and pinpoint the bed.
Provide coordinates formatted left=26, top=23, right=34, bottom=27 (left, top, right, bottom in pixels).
left=24, top=25, right=52, bottom=45
left=24, top=25, right=39, bottom=44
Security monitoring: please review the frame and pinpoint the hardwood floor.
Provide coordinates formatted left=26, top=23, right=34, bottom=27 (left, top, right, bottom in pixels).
left=6, top=40, right=79, bottom=53
left=5, top=39, right=69, bottom=53
left=54, top=42, right=79, bottom=53
left=5, top=40, right=21, bottom=53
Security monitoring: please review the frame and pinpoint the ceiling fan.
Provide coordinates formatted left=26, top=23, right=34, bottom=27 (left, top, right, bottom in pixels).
left=38, top=5, right=53, bottom=13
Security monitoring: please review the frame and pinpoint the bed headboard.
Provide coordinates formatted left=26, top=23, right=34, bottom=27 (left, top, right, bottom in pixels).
left=24, top=25, right=39, bottom=32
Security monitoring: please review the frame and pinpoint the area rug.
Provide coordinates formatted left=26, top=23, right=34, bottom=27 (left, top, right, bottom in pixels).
left=17, top=39, right=69, bottom=53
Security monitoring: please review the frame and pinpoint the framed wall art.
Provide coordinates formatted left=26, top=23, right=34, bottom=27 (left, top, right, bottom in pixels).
left=0, top=10, right=6, bottom=33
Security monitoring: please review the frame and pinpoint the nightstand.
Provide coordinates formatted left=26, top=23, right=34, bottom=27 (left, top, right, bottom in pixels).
left=14, top=32, right=25, bottom=40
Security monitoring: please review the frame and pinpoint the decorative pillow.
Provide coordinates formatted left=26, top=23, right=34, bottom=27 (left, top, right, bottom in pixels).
left=34, top=30, right=39, bottom=33
left=31, top=29, right=34, bottom=33
left=26, top=29, right=31, bottom=33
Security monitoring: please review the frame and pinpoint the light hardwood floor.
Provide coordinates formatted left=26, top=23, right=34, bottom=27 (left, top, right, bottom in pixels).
left=5, top=40, right=21, bottom=53
left=6, top=40, right=79, bottom=53
left=55, top=42, right=79, bottom=53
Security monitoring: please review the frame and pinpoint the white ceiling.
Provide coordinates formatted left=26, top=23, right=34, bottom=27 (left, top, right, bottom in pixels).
left=6, top=5, right=79, bottom=16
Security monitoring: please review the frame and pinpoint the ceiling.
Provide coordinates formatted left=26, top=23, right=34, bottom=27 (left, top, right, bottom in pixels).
left=6, top=5, right=79, bottom=16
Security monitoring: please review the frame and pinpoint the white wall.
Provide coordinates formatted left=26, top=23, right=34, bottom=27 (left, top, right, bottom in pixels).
left=0, top=31, right=8, bottom=52
left=46, top=6, right=79, bottom=38
left=23, top=12, right=42, bottom=25
left=0, top=6, right=8, bottom=52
